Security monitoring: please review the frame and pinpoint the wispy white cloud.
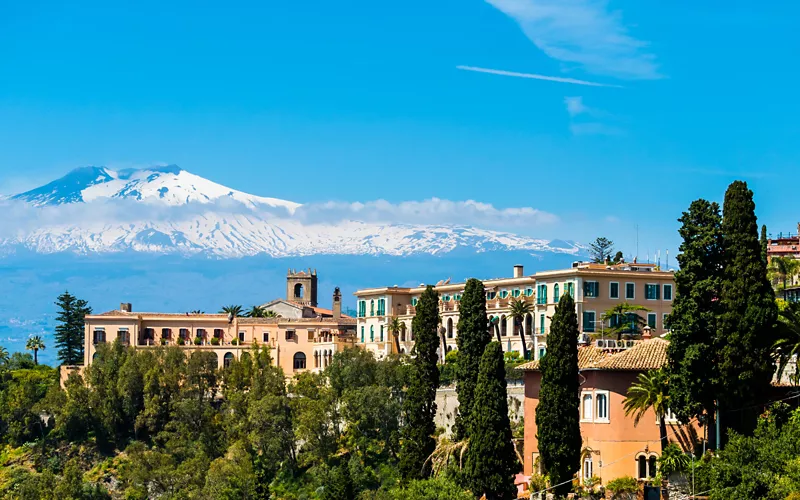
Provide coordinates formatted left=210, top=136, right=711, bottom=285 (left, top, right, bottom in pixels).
left=0, top=197, right=560, bottom=240
left=456, top=65, right=621, bottom=88
left=564, top=96, right=590, bottom=116
left=485, top=0, right=661, bottom=80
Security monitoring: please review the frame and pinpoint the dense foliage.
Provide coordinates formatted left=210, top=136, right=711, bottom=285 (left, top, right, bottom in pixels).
left=453, top=278, right=489, bottom=440
left=0, top=342, right=482, bottom=499
left=718, top=181, right=778, bottom=436
left=665, top=199, right=723, bottom=434
left=54, top=291, right=92, bottom=366
left=399, top=285, right=440, bottom=481
left=536, top=292, right=581, bottom=498
left=463, top=342, right=517, bottom=500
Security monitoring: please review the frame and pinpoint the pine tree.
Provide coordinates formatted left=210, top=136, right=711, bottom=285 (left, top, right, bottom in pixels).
left=463, top=342, right=517, bottom=500
left=589, top=237, right=615, bottom=263
left=453, top=278, right=489, bottom=441
left=536, top=292, right=581, bottom=498
left=54, top=291, right=92, bottom=366
left=760, top=224, right=768, bottom=266
left=666, top=200, right=723, bottom=441
left=399, top=285, right=440, bottom=481
left=718, top=181, right=778, bottom=436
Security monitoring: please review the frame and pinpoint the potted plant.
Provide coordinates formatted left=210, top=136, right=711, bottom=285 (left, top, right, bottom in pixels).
left=231, top=338, right=239, bottom=346
left=160, top=338, right=167, bottom=346
left=177, top=337, right=185, bottom=346
left=194, top=337, right=202, bottom=346
left=210, top=337, right=220, bottom=346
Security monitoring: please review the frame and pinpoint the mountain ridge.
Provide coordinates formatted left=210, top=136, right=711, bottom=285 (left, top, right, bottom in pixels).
left=2, top=165, right=584, bottom=259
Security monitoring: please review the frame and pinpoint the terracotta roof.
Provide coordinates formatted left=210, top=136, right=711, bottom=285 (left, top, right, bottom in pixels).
left=310, top=306, right=352, bottom=318
left=237, top=317, right=357, bottom=326
left=519, top=338, right=669, bottom=372
left=592, top=338, right=669, bottom=371
left=518, top=345, right=608, bottom=371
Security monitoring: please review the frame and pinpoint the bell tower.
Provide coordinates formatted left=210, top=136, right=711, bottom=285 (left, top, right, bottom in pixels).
left=287, top=268, right=318, bottom=307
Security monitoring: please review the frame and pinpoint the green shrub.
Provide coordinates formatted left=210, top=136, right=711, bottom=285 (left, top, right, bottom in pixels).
left=606, top=476, right=638, bottom=494
left=193, top=337, right=202, bottom=346
left=210, top=337, right=220, bottom=346
left=177, top=338, right=185, bottom=345
left=231, top=339, right=239, bottom=346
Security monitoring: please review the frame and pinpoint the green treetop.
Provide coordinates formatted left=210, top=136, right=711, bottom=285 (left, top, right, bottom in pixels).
left=464, top=342, right=518, bottom=500
left=399, top=285, right=440, bottom=481
left=718, top=180, right=778, bottom=436
left=536, top=292, right=581, bottom=498
left=453, top=278, right=489, bottom=441
left=666, top=199, right=723, bottom=436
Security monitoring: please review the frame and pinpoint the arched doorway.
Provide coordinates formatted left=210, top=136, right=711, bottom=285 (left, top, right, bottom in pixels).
left=223, top=352, right=234, bottom=368
left=446, top=318, right=454, bottom=338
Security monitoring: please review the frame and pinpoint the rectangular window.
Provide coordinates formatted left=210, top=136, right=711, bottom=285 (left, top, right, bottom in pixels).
left=610, top=282, right=619, bottom=299
left=262, top=332, right=269, bottom=342
left=539, top=314, right=546, bottom=335
left=596, top=391, right=609, bottom=421
left=239, top=331, right=245, bottom=342
left=537, top=284, right=548, bottom=305
left=583, top=311, right=596, bottom=333
left=308, top=330, right=315, bottom=341
left=663, top=313, right=669, bottom=330
left=663, top=284, right=673, bottom=301
left=286, top=330, right=295, bottom=341
left=584, top=281, right=599, bottom=298
left=625, top=282, right=636, bottom=299
left=582, top=393, right=593, bottom=421
left=565, top=282, right=574, bottom=298
left=648, top=313, right=657, bottom=329
left=645, top=284, right=660, bottom=300
left=538, top=347, right=546, bottom=359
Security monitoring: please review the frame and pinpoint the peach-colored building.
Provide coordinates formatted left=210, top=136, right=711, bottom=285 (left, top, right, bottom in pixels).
left=81, top=272, right=356, bottom=375
left=520, top=338, right=699, bottom=485
left=354, top=261, right=675, bottom=361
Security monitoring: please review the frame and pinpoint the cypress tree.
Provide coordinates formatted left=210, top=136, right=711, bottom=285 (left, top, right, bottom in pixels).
left=453, top=278, right=489, bottom=440
left=666, top=200, right=723, bottom=442
left=399, top=285, right=440, bottom=480
left=536, top=292, right=581, bottom=498
left=718, top=181, right=778, bottom=435
left=760, top=224, right=768, bottom=266
left=463, top=342, right=517, bottom=500
left=54, top=291, right=92, bottom=366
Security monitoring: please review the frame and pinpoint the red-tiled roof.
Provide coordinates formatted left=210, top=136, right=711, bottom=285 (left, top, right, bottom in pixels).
left=92, top=310, right=228, bottom=319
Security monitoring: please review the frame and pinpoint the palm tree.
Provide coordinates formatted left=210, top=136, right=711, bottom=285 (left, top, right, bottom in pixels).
left=601, top=302, right=652, bottom=340
left=623, top=368, right=670, bottom=452
left=246, top=305, right=266, bottom=318
left=0, top=346, right=9, bottom=365
left=263, top=309, right=279, bottom=318
left=769, top=256, right=800, bottom=300
left=189, top=310, right=205, bottom=314
left=508, top=297, right=532, bottom=360
left=387, top=316, right=406, bottom=354
left=220, top=305, right=244, bottom=317
left=26, top=335, right=45, bottom=365
left=775, top=299, right=800, bottom=384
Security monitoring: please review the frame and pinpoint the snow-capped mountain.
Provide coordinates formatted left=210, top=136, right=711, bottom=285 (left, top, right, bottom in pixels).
left=13, top=165, right=299, bottom=212
left=2, top=166, right=583, bottom=258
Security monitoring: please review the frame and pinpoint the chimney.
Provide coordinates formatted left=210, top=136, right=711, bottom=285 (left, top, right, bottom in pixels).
left=513, top=265, right=524, bottom=278
left=120, top=302, right=132, bottom=313
left=332, top=287, right=342, bottom=319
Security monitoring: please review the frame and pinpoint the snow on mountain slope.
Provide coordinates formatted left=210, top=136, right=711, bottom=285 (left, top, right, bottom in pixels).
left=13, top=165, right=299, bottom=212
left=3, top=166, right=583, bottom=258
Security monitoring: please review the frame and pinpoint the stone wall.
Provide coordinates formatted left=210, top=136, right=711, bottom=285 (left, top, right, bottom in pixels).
left=435, top=383, right=525, bottom=435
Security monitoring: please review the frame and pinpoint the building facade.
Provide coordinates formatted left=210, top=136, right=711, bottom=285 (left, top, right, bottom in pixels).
left=82, top=272, right=356, bottom=375
left=521, top=339, right=698, bottom=485
left=353, top=262, right=675, bottom=360
left=767, top=224, right=800, bottom=261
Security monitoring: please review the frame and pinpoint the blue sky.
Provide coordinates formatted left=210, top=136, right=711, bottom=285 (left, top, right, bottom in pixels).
left=2, top=0, right=799, bottom=258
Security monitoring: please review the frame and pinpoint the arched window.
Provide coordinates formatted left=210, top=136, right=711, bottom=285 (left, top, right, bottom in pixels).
left=500, top=315, right=507, bottom=336
left=447, top=345, right=453, bottom=352
left=525, top=314, right=533, bottom=337
left=361, top=326, right=365, bottom=343
left=525, top=287, right=534, bottom=297
left=554, top=284, right=560, bottom=303
left=648, top=456, right=657, bottom=478
left=446, top=318, right=454, bottom=338
left=223, top=352, right=234, bottom=368
left=314, top=351, right=320, bottom=368
left=400, top=327, right=406, bottom=342
left=582, top=393, right=593, bottom=420
left=512, top=289, right=521, bottom=298
left=499, top=290, right=509, bottom=299
left=638, top=456, right=647, bottom=479
left=379, top=325, right=384, bottom=342
left=583, top=456, right=593, bottom=481
left=596, top=393, right=608, bottom=420
left=370, top=300, right=375, bottom=316
left=370, top=325, right=374, bottom=342
left=294, top=283, right=304, bottom=299
left=411, top=297, right=418, bottom=307
left=293, top=352, right=307, bottom=370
